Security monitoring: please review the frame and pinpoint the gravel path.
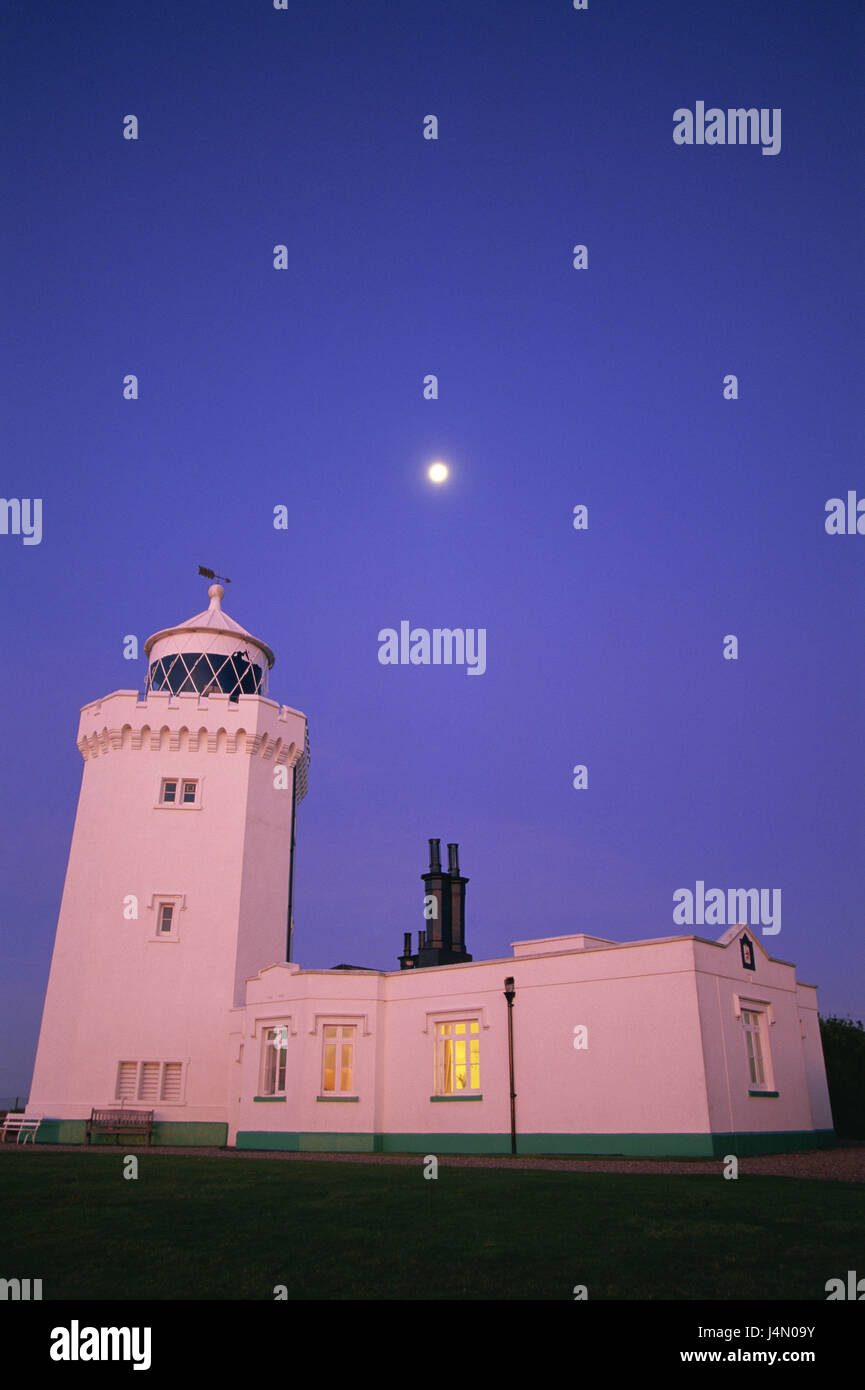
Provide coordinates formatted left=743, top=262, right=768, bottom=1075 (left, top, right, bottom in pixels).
left=4, top=1142, right=863, bottom=1181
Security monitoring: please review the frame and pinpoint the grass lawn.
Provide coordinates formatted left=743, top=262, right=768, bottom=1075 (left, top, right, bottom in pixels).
left=1, top=1152, right=863, bottom=1300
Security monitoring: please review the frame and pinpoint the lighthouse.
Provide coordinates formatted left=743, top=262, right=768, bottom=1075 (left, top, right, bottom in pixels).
left=26, top=583, right=309, bottom=1144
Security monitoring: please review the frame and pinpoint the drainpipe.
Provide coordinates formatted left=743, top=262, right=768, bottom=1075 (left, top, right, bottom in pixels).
left=286, top=762, right=298, bottom=961
left=504, top=976, right=517, bottom=1154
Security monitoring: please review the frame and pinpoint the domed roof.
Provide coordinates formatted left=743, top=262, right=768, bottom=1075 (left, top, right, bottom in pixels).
left=144, top=584, right=274, bottom=667
left=144, top=584, right=274, bottom=698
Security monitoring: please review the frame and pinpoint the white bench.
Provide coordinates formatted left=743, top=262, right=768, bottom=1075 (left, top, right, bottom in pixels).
left=0, top=1115, right=40, bottom=1144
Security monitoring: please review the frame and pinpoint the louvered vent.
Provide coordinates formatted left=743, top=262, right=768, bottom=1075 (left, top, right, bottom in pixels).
left=161, top=1063, right=183, bottom=1102
left=116, top=1062, right=136, bottom=1100
left=138, top=1062, right=160, bottom=1101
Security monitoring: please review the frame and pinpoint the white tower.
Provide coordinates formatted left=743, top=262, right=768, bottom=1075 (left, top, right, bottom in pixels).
left=26, top=584, right=309, bottom=1143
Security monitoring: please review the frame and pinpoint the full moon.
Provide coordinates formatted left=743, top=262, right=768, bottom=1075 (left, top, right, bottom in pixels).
left=428, top=461, right=449, bottom=484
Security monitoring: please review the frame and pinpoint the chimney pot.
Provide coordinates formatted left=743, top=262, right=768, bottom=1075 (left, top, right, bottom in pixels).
left=428, top=838, right=441, bottom=871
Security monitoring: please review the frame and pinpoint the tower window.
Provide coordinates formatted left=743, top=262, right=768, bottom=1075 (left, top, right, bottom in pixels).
left=149, top=894, right=184, bottom=940
left=146, top=650, right=264, bottom=698
left=159, top=778, right=199, bottom=807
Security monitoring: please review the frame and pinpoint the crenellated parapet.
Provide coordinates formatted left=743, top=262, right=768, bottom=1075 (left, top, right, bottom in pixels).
left=77, top=723, right=302, bottom=763
left=74, top=688, right=309, bottom=790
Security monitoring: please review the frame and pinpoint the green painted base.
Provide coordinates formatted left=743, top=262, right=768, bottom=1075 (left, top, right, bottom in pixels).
left=707, top=1129, right=836, bottom=1157
left=34, top=1120, right=228, bottom=1147
left=234, top=1129, right=836, bottom=1157
left=237, top=1131, right=376, bottom=1153
left=31, top=1121, right=836, bottom=1157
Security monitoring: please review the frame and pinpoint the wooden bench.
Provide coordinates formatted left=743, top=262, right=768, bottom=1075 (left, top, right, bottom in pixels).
left=85, top=1108, right=154, bottom=1146
left=0, top=1115, right=41, bottom=1144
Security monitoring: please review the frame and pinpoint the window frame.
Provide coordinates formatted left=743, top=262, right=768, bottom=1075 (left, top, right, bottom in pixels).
left=157, top=777, right=202, bottom=809
left=260, top=1025, right=290, bottom=1097
left=434, top=1018, right=481, bottom=1096
left=147, top=893, right=185, bottom=942
left=320, top=1023, right=357, bottom=1097
left=739, top=1003, right=775, bottom=1093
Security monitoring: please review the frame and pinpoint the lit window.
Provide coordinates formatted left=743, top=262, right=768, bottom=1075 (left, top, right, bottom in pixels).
left=158, top=903, right=174, bottom=934
left=322, top=1025, right=355, bottom=1093
left=435, top=1020, right=480, bottom=1094
left=161, top=780, right=177, bottom=804
left=742, top=1008, right=771, bottom=1090
left=261, top=1026, right=289, bottom=1096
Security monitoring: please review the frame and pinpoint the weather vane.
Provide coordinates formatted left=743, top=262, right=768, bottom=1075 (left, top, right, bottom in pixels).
left=198, top=565, right=231, bottom=585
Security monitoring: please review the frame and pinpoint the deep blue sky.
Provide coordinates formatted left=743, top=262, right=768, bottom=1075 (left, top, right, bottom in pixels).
left=2, top=0, right=863, bottom=1097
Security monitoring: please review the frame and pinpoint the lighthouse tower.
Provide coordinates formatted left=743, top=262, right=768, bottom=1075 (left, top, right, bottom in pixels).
left=26, top=584, right=309, bottom=1144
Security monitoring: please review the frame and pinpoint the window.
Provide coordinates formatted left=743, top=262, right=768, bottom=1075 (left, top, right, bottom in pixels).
left=321, top=1025, right=355, bottom=1094
left=741, top=1008, right=772, bottom=1090
left=146, top=650, right=265, bottom=698
left=159, top=778, right=199, bottom=807
left=149, top=894, right=184, bottom=940
left=261, top=1026, right=289, bottom=1096
left=435, top=1020, right=480, bottom=1094
left=115, top=1061, right=184, bottom=1104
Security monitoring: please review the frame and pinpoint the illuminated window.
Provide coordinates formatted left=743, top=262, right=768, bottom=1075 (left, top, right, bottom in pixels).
left=321, top=1025, right=355, bottom=1094
left=742, top=1008, right=772, bottom=1090
left=261, top=1026, right=289, bottom=1096
left=435, top=1020, right=480, bottom=1094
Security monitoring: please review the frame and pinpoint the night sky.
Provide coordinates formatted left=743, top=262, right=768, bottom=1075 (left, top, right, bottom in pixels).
left=2, top=0, right=863, bottom=1099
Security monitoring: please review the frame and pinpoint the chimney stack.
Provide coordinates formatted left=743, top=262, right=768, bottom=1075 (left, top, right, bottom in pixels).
left=399, top=838, right=472, bottom=968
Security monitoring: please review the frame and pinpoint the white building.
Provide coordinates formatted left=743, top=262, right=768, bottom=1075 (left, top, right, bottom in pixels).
left=26, top=587, right=835, bottom=1156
